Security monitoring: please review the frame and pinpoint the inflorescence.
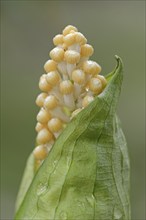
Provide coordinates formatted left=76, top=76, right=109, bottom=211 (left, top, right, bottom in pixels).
left=34, top=25, right=107, bottom=166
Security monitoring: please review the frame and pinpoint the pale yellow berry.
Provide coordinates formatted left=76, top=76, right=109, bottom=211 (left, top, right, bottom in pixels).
left=53, top=34, right=64, bottom=46
left=37, top=128, right=53, bottom=144
left=83, top=60, right=101, bottom=75
left=59, top=80, right=73, bottom=94
left=37, top=108, right=52, bottom=124
left=81, top=44, right=94, bottom=57
left=35, top=159, right=42, bottom=169
left=64, top=50, right=80, bottom=64
left=36, top=93, right=48, bottom=107
left=72, top=69, right=85, bottom=85
left=62, top=25, right=78, bottom=36
left=74, top=32, right=87, bottom=45
left=63, top=33, right=76, bottom=46
left=46, top=71, right=60, bottom=86
left=49, top=47, right=64, bottom=62
left=69, top=30, right=76, bottom=34
left=48, top=118, right=63, bottom=132
left=88, top=78, right=102, bottom=94
left=33, top=145, right=48, bottom=160
left=39, top=75, right=52, bottom=92
left=96, top=75, right=107, bottom=88
left=35, top=122, right=45, bottom=132
left=82, top=95, right=94, bottom=108
left=44, top=60, right=57, bottom=73
left=44, top=95, right=58, bottom=110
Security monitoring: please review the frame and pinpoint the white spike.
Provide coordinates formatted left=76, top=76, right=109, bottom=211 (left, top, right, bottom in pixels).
left=67, top=63, right=76, bottom=79
left=63, top=94, right=75, bottom=111
left=57, top=61, right=68, bottom=79
left=68, top=43, right=81, bottom=53
left=50, top=107, right=70, bottom=123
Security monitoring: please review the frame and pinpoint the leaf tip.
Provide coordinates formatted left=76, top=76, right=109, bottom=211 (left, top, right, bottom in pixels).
left=114, top=55, right=123, bottom=71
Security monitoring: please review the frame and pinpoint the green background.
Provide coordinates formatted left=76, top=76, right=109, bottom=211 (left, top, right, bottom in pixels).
left=1, top=1, right=145, bottom=219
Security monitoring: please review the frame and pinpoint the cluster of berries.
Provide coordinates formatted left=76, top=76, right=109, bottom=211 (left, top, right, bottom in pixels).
left=33, top=25, right=107, bottom=166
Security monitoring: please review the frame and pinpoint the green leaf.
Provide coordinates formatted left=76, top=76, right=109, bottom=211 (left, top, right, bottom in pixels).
left=15, top=56, right=130, bottom=220
left=15, top=153, right=35, bottom=213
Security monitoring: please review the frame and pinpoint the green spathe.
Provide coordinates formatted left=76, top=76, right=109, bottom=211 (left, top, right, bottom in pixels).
left=15, top=56, right=131, bottom=220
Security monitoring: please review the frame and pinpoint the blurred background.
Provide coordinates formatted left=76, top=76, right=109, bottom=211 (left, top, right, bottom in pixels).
left=1, top=1, right=145, bottom=219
